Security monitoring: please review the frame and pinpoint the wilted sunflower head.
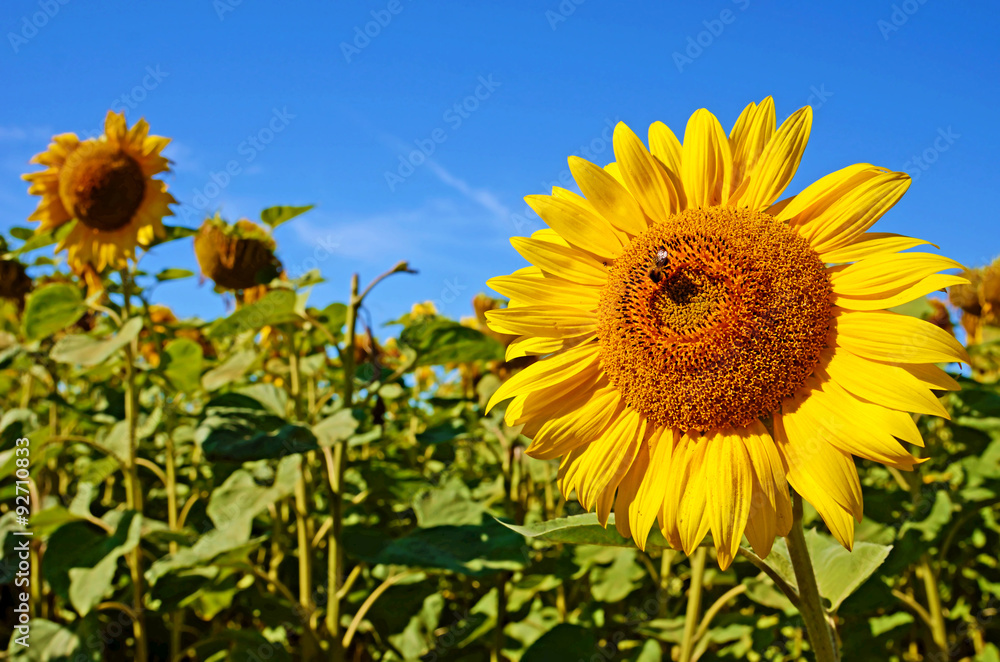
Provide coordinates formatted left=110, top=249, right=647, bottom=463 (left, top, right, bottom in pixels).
left=486, top=97, right=969, bottom=569
left=0, top=258, right=32, bottom=308
left=22, top=111, right=176, bottom=271
left=194, top=216, right=282, bottom=291
left=948, top=268, right=983, bottom=315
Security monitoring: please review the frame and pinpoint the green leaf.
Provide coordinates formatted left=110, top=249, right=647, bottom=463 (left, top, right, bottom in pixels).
left=400, top=318, right=504, bottom=366
left=196, top=392, right=317, bottom=461
left=8, top=617, right=102, bottom=661
left=22, top=284, right=86, bottom=341
left=899, top=491, right=953, bottom=541
left=522, top=624, right=596, bottom=662
left=502, top=513, right=671, bottom=550
left=50, top=317, right=143, bottom=366
left=766, top=530, right=893, bottom=612
left=208, top=289, right=298, bottom=339
left=202, top=349, right=257, bottom=391
left=147, top=224, right=198, bottom=248
left=347, top=517, right=526, bottom=576
left=416, top=419, right=465, bottom=445
left=260, top=204, right=315, bottom=229
left=869, top=612, right=914, bottom=637
left=161, top=338, right=204, bottom=392
left=148, top=456, right=300, bottom=582
left=12, top=220, right=76, bottom=256
left=588, top=548, right=645, bottom=602
left=9, top=226, right=33, bottom=240
left=155, top=268, right=195, bottom=281
left=413, top=479, right=485, bottom=528
left=314, top=302, right=347, bottom=340
left=312, top=409, right=359, bottom=448
left=68, top=511, right=143, bottom=615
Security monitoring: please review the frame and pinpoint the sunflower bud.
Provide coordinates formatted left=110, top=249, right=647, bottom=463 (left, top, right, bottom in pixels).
left=948, top=269, right=982, bottom=315
left=982, top=258, right=1000, bottom=322
left=194, top=216, right=282, bottom=290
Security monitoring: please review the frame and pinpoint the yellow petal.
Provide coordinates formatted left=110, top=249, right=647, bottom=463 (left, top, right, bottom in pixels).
left=525, top=386, right=623, bottom=460
left=488, top=272, right=601, bottom=310
left=486, top=341, right=600, bottom=412
left=505, top=334, right=593, bottom=361
left=729, top=97, right=775, bottom=188
left=822, top=348, right=949, bottom=418
left=568, top=156, right=649, bottom=236
left=833, top=274, right=969, bottom=311
left=778, top=403, right=863, bottom=521
left=614, top=122, right=684, bottom=221
left=676, top=434, right=712, bottom=554
left=830, top=252, right=964, bottom=297
left=614, top=439, right=650, bottom=538
left=485, top=306, right=596, bottom=338
left=649, top=120, right=683, bottom=175
left=510, top=236, right=609, bottom=286
left=779, top=165, right=910, bottom=253
left=630, top=427, right=677, bottom=550
left=525, top=193, right=625, bottom=258
left=732, top=106, right=812, bottom=210
left=680, top=109, right=733, bottom=208
left=833, top=309, right=970, bottom=365
left=774, top=412, right=859, bottom=550
left=819, top=232, right=934, bottom=263
left=707, top=429, right=753, bottom=570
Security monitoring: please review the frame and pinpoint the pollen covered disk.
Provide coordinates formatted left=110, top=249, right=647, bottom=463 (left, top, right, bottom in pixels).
left=597, top=206, right=833, bottom=431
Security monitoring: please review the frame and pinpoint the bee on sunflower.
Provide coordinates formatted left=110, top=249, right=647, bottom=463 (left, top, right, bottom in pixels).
left=486, top=98, right=969, bottom=570
left=23, top=111, right=176, bottom=274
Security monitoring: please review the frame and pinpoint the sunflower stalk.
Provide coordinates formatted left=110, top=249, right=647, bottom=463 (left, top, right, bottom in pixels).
left=787, top=494, right=840, bottom=662
left=120, top=269, right=149, bottom=662
left=678, top=547, right=707, bottom=662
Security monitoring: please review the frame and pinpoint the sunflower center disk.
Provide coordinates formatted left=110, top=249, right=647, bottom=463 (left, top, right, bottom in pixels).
left=596, top=206, right=833, bottom=432
left=58, top=144, right=146, bottom=232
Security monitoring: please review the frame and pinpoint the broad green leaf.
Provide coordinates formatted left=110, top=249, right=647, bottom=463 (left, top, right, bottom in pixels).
left=313, top=409, right=359, bottom=448
left=589, top=548, right=645, bottom=602
left=413, top=479, right=485, bottom=528
left=522, top=624, right=596, bottom=662
left=200, top=423, right=318, bottom=462
left=347, top=517, right=526, bottom=576
left=148, top=456, right=300, bottom=582
left=201, top=630, right=291, bottom=662
left=899, top=491, right=953, bottom=541
left=502, top=513, right=671, bottom=550
left=202, top=349, right=257, bottom=391
left=766, top=531, right=893, bottom=612
left=208, top=289, right=297, bottom=338
left=416, top=419, right=465, bottom=445
left=8, top=617, right=102, bottom=661
left=400, top=318, right=504, bottom=366
left=388, top=593, right=445, bottom=660
left=8, top=226, right=33, bottom=240
left=260, top=204, right=315, bottom=229
left=22, top=284, right=86, bottom=341
left=155, top=268, right=195, bottom=281
left=50, top=317, right=143, bottom=366
left=313, top=302, right=347, bottom=340
left=68, top=511, right=143, bottom=615
left=161, top=338, right=204, bottom=392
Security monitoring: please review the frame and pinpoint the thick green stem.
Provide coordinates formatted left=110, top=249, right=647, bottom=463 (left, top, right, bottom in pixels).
left=679, top=547, right=707, bottom=662
left=787, top=494, right=839, bottom=662
left=121, top=270, right=148, bottom=662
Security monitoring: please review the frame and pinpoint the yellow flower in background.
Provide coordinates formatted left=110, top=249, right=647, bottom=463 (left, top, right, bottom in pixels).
left=486, top=98, right=969, bottom=569
left=23, top=111, right=176, bottom=271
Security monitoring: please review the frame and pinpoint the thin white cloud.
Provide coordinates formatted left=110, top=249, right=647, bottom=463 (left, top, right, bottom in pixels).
left=0, top=126, right=53, bottom=143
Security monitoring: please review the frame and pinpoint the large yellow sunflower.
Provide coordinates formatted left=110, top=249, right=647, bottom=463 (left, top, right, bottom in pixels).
left=23, top=111, right=176, bottom=271
left=485, top=98, right=969, bottom=569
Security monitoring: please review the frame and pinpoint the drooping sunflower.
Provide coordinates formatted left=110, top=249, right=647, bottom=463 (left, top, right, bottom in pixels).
left=486, top=98, right=969, bottom=569
left=193, top=215, right=282, bottom=291
left=23, top=111, right=176, bottom=271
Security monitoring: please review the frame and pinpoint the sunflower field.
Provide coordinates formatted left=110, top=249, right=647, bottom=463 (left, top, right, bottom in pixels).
left=2, top=103, right=1000, bottom=662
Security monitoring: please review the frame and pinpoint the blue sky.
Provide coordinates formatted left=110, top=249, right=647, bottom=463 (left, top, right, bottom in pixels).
left=1, top=0, right=997, bottom=327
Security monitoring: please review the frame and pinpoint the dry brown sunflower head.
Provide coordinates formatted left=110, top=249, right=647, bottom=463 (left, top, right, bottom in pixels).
left=194, top=216, right=282, bottom=291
